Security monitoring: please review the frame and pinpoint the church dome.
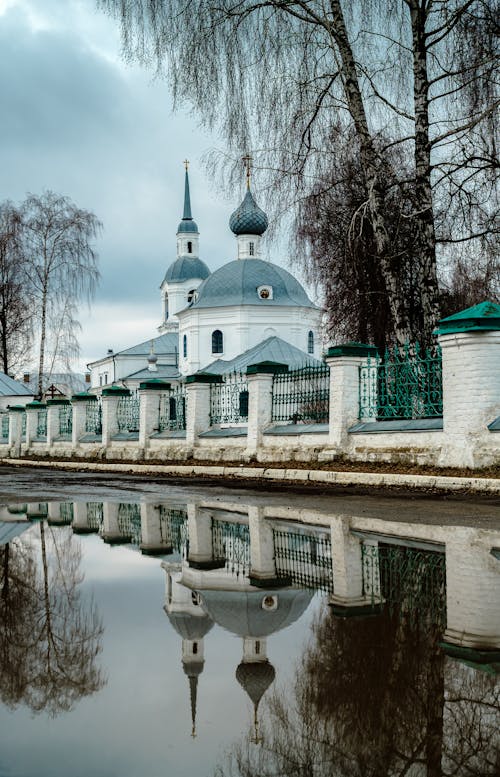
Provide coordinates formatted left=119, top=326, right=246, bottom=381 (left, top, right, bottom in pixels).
left=187, top=259, right=317, bottom=310
left=236, top=661, right=276, bottom=706
left=166, top=610, right=214, bottom=641
left=177, top=219, right=199, bottom=234
left=229, top=190, right=269, bottom=236
left=163, top=256, right=211, bottom=285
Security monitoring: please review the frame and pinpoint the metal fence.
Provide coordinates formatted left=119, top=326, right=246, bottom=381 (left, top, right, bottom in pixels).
left=85, top=399, right=102, bottom=435
left=210, top=372, right=249, bottom=425
left=272, top=364, right=330, bottom=423
left=212, top=519, right=250, bottom=577
left=0, top=413, right=8, bottom=440
left=359, top=343, right=443, bottom=420
left=158, top=385, right=186, bottom=432
left=158, top=505, right=188, bottom=553
left=86, top=502, right=103, bottom=530
left=361, top=542, right=446, bottom=625
left=59, top=404, right=72, bottom=436
left=58, top=502, right=74, bottom=524
left=36, top=408, right=47, bottom=438
left=273, top=527, right=333, bottom=593
left=117, top=394, right=140, bottom=433
left=117, top=502, right=141, bottom=543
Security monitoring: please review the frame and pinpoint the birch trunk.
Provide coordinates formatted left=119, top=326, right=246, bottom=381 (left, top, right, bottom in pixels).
left=37, top=281, right=48, bottom=399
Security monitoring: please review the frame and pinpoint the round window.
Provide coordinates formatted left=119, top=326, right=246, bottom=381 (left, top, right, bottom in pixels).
left=259, top=288, right=270, bottom=299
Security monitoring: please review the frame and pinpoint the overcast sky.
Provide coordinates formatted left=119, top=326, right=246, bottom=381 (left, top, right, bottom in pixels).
left=0, top=0, right=289, bottom=372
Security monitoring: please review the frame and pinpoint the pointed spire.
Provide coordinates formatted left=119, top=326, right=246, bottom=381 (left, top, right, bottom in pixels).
left=183, top=161, right=193, bottom=220
left=189, top=674, right=198, bottom=738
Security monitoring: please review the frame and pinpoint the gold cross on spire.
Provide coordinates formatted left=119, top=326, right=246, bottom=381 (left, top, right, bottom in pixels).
left=183, top=158, right=190, bottom=171
left=242, top=153, right=253, bottom=190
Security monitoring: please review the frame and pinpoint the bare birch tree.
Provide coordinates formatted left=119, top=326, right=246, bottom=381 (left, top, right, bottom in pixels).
left=100, top=0, right=499, bottom=346
left=20, top=192, right=101, bottom=397
left=0, top=202, right=32, bottom=375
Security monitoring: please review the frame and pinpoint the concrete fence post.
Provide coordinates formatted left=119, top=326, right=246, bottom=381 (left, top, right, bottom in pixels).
left=248, top=505, right=279, bottom=585
left=8, top=406, right=25, bottom=457
left=437, top=301, right=500, bottom=468
left=324, top=343, right=378, bottom=451
left=138, top=379, right=169, bottom=450
left=71, top=393, right=97, bottom=447
left=245, top=361, right=287, bottom=457
left=185, top=373, right=222, bottom=447
left=25, top=401, right=45, bottom=448
left=186, top=503, right=224, bottom=570
left=329, top=516, right=382, bottom=616
left=101, top=386, right=130, bottom=449
left=72, top=502, right=96, bottom=534
left=46, top=398, right=69, bottom=447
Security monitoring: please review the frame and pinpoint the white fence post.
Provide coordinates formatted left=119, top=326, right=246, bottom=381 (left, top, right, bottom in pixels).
left=245, top=361, right=286, bottom=457
left=185, top=373, right=221, bottom=447
left=8, top=406, right=25, bottom=457
left=101, top=386, right=130, bottom=449
left=138, top=379, right=168, bottom=450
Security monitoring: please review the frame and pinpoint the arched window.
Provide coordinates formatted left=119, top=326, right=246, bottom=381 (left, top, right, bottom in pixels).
left=249, top=241, right=255, bottom=256
left=164, top=293, right=169, bottom=321
left=183, top=334, right=187, bottom=358
left=192, top=642, right=198, bottom=655
left=239, top=390, right=249, bottom=418
left=212, top=329, right=223, bottom=354
left=187, top=241, right=193, bottom=254
left=187, top=289, right=196, bottom=303
left=308, top=330, right=314, bottom=354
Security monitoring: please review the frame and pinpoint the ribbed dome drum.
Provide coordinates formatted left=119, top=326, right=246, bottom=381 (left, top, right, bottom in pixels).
left=229, top=190, right=269, bottom=236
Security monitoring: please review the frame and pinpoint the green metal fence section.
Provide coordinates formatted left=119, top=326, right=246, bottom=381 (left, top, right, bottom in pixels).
left=85, top=399, right=102, bottom=435
left=210, top=371, right=249, bottom=425
left=36, top=408, right=47, bottom=438
left=361, top=542, right=446, bottom=625
left=212, top=519, right=250, bottom=577
left=273, top=527, right=333, bottom=593
left=117, top=394, right=140, bottom=433
left=59, top=404, right=72, bottom=436
left=117, top=502, right=141, bottom=543
left=86, top=502, right=103, bottom=530
left=158, top=385, right=186, bottom=432
left=271, top=363, right=330, bottom=423
left=0, top=413, right=9, bottom=440
left=58, top=502, right=74, bottom=524
left=158, top=505, right=188, bottom=553
left=359, top=343, right=443, bottom=420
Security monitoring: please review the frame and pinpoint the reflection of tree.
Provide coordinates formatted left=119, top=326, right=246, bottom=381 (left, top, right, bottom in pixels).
left=0, top=523, right=105, bottom=716
left=215, top=605, right=499, bottom=777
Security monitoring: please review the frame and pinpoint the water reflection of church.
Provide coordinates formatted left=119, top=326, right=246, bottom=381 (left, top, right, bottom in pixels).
left=2, top=497, right=499, bottom=740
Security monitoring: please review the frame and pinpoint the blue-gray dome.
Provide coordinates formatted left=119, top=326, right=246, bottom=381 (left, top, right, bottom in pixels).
left=186, top=259, right=317, bottom=309
left=229, top=190, right=268, bottom=236
left=163, top=256, right=210, bottom=285
left=177, top=219, right=199, bottom=234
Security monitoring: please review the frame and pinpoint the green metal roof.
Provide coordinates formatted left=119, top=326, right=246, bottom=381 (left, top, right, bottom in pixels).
left=436, top=301, right=500, bottom=334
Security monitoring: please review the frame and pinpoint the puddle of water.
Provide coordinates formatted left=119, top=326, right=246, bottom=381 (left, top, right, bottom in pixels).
left=0, top=497, right=499, bottom=777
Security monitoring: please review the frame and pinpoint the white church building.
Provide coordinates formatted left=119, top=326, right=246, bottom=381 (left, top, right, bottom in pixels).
left=88, top=166, right=322, bottom=389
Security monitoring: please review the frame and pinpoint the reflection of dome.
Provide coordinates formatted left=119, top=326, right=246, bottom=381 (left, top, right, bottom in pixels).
left=189, top=259, right=316, bottom=310
left=229, top=189, right=268, bottom=236
left=199, top=589, right=313, bottom=637
left=236, top=661, right=275, bottom=706
left=165, top=610, right=214, bottom=640
left=162, top=256, right=210, bottom=284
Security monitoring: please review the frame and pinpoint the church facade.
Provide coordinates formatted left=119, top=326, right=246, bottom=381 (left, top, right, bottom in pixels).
left=89, top=167, right=322, bottom=389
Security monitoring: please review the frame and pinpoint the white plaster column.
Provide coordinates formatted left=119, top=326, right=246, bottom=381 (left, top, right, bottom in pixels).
left=187, top=503, right=224, bottom=569
left=443, top=527, right=500, bottom=651
left=324, top=344, right=378, bottom=450
left=248, top=505, right=277, bottom=583
left=72, top=502, right=95, bottom=534
left=185, top=374, right=219, bottom=446
left=245, top=363, right=284, bottom=456
left=102, top=386, right=129, bottom=448
left=8, top=407, right=24, bottom=456
left=438, top=313, right=500, bottom=467
left=71, top=394, right=93, bottom=446
left=140, top=503, right=170, bottom=555
left=329, top=516, right=381, bottom=614
left=101, top=502, right=130, bottom=544
left=139, top=382, right=166, bottom=449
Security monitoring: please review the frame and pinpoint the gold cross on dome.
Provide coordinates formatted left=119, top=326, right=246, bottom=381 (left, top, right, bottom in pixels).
left=183, top=158, right=189, bottom=170
left=242, top=153, right=252, bottom=189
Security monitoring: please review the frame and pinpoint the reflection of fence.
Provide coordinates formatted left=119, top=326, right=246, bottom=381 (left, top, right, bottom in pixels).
left=272, top=364, right=330, bottom=423
left=158, top=386, right=186, bottom=431
left=359, top=343, right=443, bottom=420
left=273, top=527, right=333, bottom=593
left=36, top=408, right=47, bottom=438
left=0, top=413, right=8, bottom=440
left=212, top=519, right=250, bottom=577
left=210, top=372, right=249, bottom=425
left=117, top=395, right=140, bottom=433
left=86, top=502, right=103, bottom=530
left=361, top=542, right=446, bottom=624
left=59, top=503, right=74, bottom=524
left=158, top=506, right=188, bottom=553
left=85, top=400, right=102, bottom=435
left=59, top=404, right=72, bottom=436
left=117, top=502, right=141, bottom=543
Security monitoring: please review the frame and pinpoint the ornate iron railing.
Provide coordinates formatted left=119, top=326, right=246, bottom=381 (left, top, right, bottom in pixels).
left=85, top=399, right=102, bottom=435
left=359, top=342, right=443, bottom=420
left=0, top=413, right=9, bottom=440
left=86, top=502, right=103, bottom=530
left=117, top=394, right=140, bottom=433
left=117, top=502, right=141, bottom=543
left=36, top=408, right=47, bottom=438
left=158, top=385, right=186, bottom=431
left=59, top=404, right=72, bottom=436
left=158, top=505, right=188, bottom=553
left=361, top=542, right=446, bottom=625
left=271, top=363, right=330, bottom=423
left=273, top=527, right=333, bottom=593
left=212, top=519, right=250, bottom=577
left=210, top=372, right=249, bottom=425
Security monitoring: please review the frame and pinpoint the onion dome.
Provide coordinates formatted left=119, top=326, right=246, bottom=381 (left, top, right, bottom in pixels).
left=236, top=660, right=275, bottom=707
left=178, top=168, right=198, bottom=234
left=229, top=189, right=268, bottom=236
